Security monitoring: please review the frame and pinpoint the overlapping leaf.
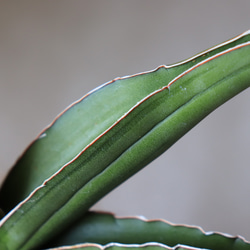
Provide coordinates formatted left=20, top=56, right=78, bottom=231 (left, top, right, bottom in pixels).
left=0, top=31, right=250, bottom=249
left=46, top=212, right=250, bottom=250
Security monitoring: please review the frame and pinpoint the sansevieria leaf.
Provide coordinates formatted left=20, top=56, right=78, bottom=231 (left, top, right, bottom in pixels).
left=0, top=31, right=250, bottom=249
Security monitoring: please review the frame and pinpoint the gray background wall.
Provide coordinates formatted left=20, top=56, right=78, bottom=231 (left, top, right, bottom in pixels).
left=1, top=0, right=250, bottom=240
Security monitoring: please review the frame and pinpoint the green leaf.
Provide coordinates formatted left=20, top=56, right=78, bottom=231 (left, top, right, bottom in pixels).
left=47, top=242, right=205, bottom=250
left=0, top=31, right=250, bottom=249
left=46, top=212, right=250, bottom=250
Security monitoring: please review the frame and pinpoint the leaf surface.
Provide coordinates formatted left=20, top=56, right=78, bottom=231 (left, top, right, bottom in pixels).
left=46, top=212, right=250, bottom=250
left=0, top=31, right=250, bottom=249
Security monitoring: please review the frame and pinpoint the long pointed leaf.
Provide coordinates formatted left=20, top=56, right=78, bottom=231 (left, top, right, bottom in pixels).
left=46, top=212, right=250, bottom=250
left=0, top=31, right=250, bottom=249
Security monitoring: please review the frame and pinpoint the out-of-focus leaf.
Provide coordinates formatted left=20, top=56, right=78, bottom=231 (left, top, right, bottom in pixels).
left=46, top=212, right=250, bottom=250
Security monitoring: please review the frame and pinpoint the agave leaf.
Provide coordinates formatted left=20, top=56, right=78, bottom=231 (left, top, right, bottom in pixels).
left=0, top=31, right=250, bottom=249
left=45, top=212, right=250, bottom=250
left=47, top=242, right=205, bottom=250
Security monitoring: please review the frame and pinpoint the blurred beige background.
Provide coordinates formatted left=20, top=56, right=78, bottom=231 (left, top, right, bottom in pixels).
left=1, top=0, right=250, bottom=239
